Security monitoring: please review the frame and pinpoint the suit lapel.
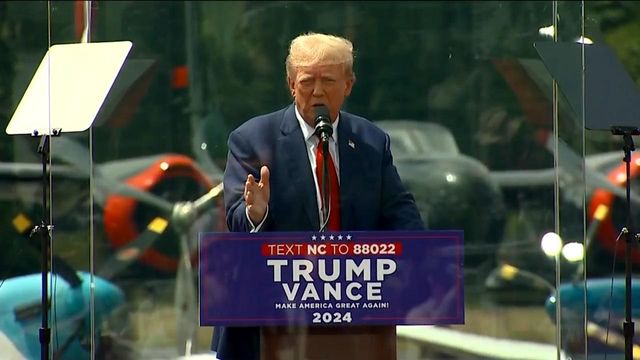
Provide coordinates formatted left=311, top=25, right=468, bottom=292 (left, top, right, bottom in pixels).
left=279, top=105, right=319, bottom=229
left=337, top=113, right=360, bottom=229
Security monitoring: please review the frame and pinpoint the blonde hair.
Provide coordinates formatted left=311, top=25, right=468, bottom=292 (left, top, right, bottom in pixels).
left=286, top=32, right=355, bottom=79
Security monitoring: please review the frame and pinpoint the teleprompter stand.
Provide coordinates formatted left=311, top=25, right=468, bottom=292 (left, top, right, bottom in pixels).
left=613, top=126, right=640, bottom=360
left=6, top=41, right=132, bottom=359
left=30, top=129, right=59, bottom=360
left=535, top=41, right=640, bottom=360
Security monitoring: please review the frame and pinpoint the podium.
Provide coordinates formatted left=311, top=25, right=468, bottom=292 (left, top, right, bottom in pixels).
left=200, top=230, right=465, bottom=359
left=261, top=325, right=395, bottom=360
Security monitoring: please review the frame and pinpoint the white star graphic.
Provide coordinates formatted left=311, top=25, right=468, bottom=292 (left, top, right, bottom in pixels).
left=311, top=235, right=317, bottom=241
left=321, top=235, right=326, bottom=240
left=329, top=235, right=334, bottom=240
left=346, top=235, right=352, bottom=240
left=337, top=235, right=343, bottom=240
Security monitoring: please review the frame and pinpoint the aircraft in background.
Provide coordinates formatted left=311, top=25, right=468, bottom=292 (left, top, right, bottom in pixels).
left=2, top=8, right=636, bottom=354
left=1, top=140, right=225, bottom=276
left=485, top=260, right=639, bottom=359
left=0, top=271, right=127, bottom=360
left=545, top=277, right=640, bottom=359
left=375, top=118, right=640, bottom=283
left=369, top=51, right=640, bottom=359
left=0, top=6, right=229, bottom=353
left=0, top=133, right=226, bottom=358
left=370, top=118, right=638, bottom=358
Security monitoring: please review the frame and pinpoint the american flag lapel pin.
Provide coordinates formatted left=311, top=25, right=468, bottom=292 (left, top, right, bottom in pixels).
left=348, top=139, right=355, bottom=149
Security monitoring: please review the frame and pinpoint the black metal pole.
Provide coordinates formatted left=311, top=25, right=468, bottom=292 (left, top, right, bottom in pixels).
left=622, top=132, right=635, bottom=360
left=35, top=134, right=51, bottom=360
left=320, top=138, right=330, bottom=232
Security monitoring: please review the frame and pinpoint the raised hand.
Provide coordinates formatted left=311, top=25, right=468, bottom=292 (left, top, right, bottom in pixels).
left=244, top=166, right=270, bottom=225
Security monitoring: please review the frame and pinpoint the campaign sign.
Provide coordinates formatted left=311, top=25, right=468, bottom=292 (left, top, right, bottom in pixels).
left=199, top=230, right=464, bottom=327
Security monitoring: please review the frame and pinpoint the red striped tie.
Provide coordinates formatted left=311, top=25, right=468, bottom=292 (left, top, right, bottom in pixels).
left=315, top=139, right=341, bottom=231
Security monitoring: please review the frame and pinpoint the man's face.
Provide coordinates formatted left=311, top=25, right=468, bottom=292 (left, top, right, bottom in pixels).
left=288, top=63, right=354, bottom=126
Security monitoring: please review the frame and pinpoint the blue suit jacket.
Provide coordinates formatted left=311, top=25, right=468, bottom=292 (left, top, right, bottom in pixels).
left=212, top=104, right=424, bottom=359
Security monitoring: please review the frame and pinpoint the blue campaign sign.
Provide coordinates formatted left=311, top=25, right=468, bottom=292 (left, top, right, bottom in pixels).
left=199, top=230, right=464, bottom=327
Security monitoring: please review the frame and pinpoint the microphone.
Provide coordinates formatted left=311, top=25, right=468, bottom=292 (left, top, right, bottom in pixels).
left=314, top=105, right=333, bottom=142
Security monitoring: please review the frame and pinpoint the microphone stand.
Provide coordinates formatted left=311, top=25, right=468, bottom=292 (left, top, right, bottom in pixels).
left=314, top=105, right=333, bottom=232
left=319, top=134, right=331, bottom=232
left=611, top=126, right=639, bottom=360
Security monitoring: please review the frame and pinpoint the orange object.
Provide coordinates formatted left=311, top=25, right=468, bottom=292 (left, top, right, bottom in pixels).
left=172, top=66, right=189, bottom=89
left=103, top=154, right=214, bottom=272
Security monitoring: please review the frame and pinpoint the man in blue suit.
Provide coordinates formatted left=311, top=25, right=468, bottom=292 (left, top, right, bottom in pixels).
left=213, top=32, right=424, bottom=360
